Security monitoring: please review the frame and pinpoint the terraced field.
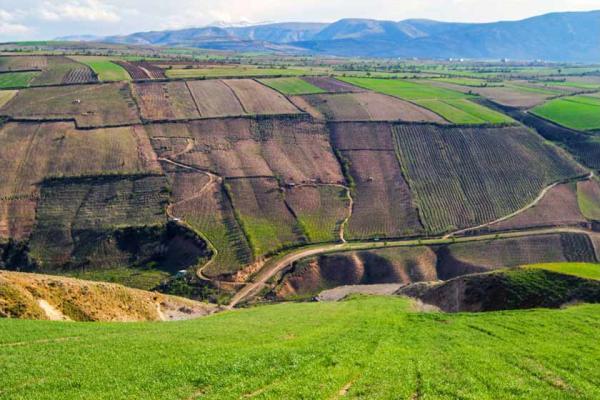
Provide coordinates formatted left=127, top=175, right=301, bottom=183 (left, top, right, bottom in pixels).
left=0, top=55, right=47, bottom=72
left=437, top=233, right=597, bottom=279
left=339, top=77, right=513, bottom=124
left=30, top=56, right=97, bottom=86
left=71, top=57, right=131, bottom=82
left=133, top=81, right=200, bottom=120
left=223, top=79, right=301, bottom=115
left=285, top=185, right=350, bottom=243
left=226, top=177, right=306, bottom=257
left=29, top=174, right=168, bottom=265
left=393, top=125, right=585, bottom=233
left=258, top=77, right=325, bottom=95
left=0, top=83, right=141, bottom=127
left=0, top=71, right=39, bottom=89
left=340, top=150, right=423, bottom=239
left=165, top=66, right=314, bottom=79
left=186, top=79, right=245, bottom=117
left=531, top=95, right=600, bottom=131
left=300, top=92, right=446, bottom=122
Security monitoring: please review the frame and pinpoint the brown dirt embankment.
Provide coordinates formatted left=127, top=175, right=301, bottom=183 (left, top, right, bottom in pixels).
left=0, top=270, right=217, bottom=322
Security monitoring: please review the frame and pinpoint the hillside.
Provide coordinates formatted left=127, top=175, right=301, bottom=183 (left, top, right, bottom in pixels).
left=104, top=11, right=600, bottom=61
left=1, top=296, right=600, bottom=399
left=0, top=270, right=216, bottom=321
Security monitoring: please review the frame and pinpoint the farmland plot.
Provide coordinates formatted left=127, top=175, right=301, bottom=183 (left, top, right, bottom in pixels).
left=0, top=122, right=160, bottom=240
left=0, top=72, right=39, bottom=89
left=222, top=79, right=301, bottom=115
left=30, top=56, right=97, bottom=86
left=300, top=92, right=446, bottom=122
left=0, top=56, right=46, bottom=72
left=226, top=177, right=305, bottom=257
left=258, top=77, right=325, bottom=95
left=330, top=122, right=395, bottom=150
left=0, top=90, right=17, bottom=108
left=438, top=233, right=597, bottom=279
left=29, top=174, right=168, bottom=265
left=133, top=82, right=200, bottom=121
left=72, top=58, right=130, bottom=82
left=341, top=150, right=423, bottom=239
left=393, top=125, right=585, bottom=233
left=166, top=168, right=253, bottom=277
left=577, top=178, right=600, bottom=220
left=531, top=95, right=600, bottom=131
left=302, top=76, right=365, bottom=93
left=490, top=183, right=587, bottom=231
left=1, top=83, right=141, bottom=128
left=186, top=80, right=245, bottom=117
left=285, top=185, right=350, bottom=243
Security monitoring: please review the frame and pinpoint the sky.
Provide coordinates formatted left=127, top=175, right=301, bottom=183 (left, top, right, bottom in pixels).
left=1, top=0, right=600, bottom=41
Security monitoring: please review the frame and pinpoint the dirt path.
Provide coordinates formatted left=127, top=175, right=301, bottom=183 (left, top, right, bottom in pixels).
left=227, top=226, right=596, bottom=308
left=37, top=300, right=70, bottom=321
left=443, top=172, right=594, bottom=239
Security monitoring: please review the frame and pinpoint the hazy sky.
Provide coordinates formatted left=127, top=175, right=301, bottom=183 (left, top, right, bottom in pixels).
left=1, top=0, right=600, bottom=41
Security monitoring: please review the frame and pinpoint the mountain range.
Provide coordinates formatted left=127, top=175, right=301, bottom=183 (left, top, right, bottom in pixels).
left=89, top=11, right=600, bottom=62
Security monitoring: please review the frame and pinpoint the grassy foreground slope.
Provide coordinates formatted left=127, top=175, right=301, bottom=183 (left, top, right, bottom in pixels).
left=1, top=296, right=599, bottom=399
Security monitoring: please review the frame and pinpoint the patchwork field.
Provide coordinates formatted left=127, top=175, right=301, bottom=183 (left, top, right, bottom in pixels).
left=339, top=77, right=513, bottom=124
left=490, top=183, right=587, bottom=231
left=226, top=177, right=305, bottom=257
left=186, top=79, right=245, bottom=117
left=302, top=76, right=364, bottom=93
left=222, top=79, right=301, bottom=115
left=0, top=122, right=160, bottom=240
left=330, top=122, right=396, bottom=150
left=300, top=92, right=446, bottom=122
left=285, top=185, right=350, bottom=243
left=258, top=77, right=325, bottom=95
left=531, top=95, right=600, bottom=131
left=393, top=125, right=585, bottom=233
left=1, top=83, right=141, bottom=127
left=437, top=233, right=597, bottom=279
left=0, top=55, right=47, bottom=72
left=166, top=167, right=253, bottom=278
left=340, top=150, right=423, bottom=239
left=30, top=56, right=97, bottom=86
left=165, top=66, right=314, bottom=79
left=577, top=178, right=600, bottom=220
left=29, top=174, right=168, bottom=265
left=133, top=81, right=200, bottom=120
left=71, top=57, right=131, bottom=82
left=0, top=71, right=38, bottom=89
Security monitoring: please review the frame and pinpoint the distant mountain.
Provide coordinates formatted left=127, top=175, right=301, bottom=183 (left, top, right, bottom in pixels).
left=102, top=11, right=600, bottom=62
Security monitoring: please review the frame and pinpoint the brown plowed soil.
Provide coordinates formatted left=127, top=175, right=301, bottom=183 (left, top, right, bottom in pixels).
left=301, top=92, right=446, bottom=122
left=490, top=183, right=587, bottom=231
left=330, top=122, right=395, bottom=150
left=223, top=79, right=301, bottom=115
left=133, top=82, right=200, bottom=120
left=302, top=76, right=365, bottom=93
left=187, top=80, right=246, bottom=117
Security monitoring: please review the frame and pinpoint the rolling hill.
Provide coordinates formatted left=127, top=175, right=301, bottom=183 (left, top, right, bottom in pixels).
left=103, top=10, right=600, bottom=62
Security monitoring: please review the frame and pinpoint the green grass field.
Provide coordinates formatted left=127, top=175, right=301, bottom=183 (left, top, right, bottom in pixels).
left=339, top=77, right=512, bottom=124
left=258, top=77, right=325, bottom=95
left=1, top=296, right=599, bottom=399
left=76, top=59, right=131, bottom=82
left=165, top=67, right=316, bottom=79
left=524, top=263, right=600, bottom=281
left=532, top=95, right=600, bottom=131
left=0, top=71, right=38, bottom=88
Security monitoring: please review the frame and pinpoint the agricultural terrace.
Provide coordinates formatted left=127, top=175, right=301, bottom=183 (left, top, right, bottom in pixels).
left=531, top=95, right=600, bottom=131
left=0, top=55, right=46, bottom=72
left=2, top=297, right=600, bottom=399
left=524, top=262, right=600, bottom=281
left=577, top=178, right=600, bottom=220
left=165, top=66, right=318, bottom=79
left=226, top=177, right=306, bottom=257
left=439, top=233, right=597, bottom=279
left=299, top=92, right=447, bottom=122
left=29, top=56, right=97, bottom=86
left=71, top=56, right=131, bottom=82
left=0, top=90, right=17, bottom=108
left=339, top=77, right=514, bottom=124
left=302, top=76, right=365, bottom=93
left=393, top=125, right=585, bottom=233
left=0, top=83, right=141, bottom=128
left=258, top=77, right=325, bottom=95
left=133, top=82, right=200, bottom=120
left=0, top=71, right=39, bottom=89
left=29, top=174, right=169, bottom=265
